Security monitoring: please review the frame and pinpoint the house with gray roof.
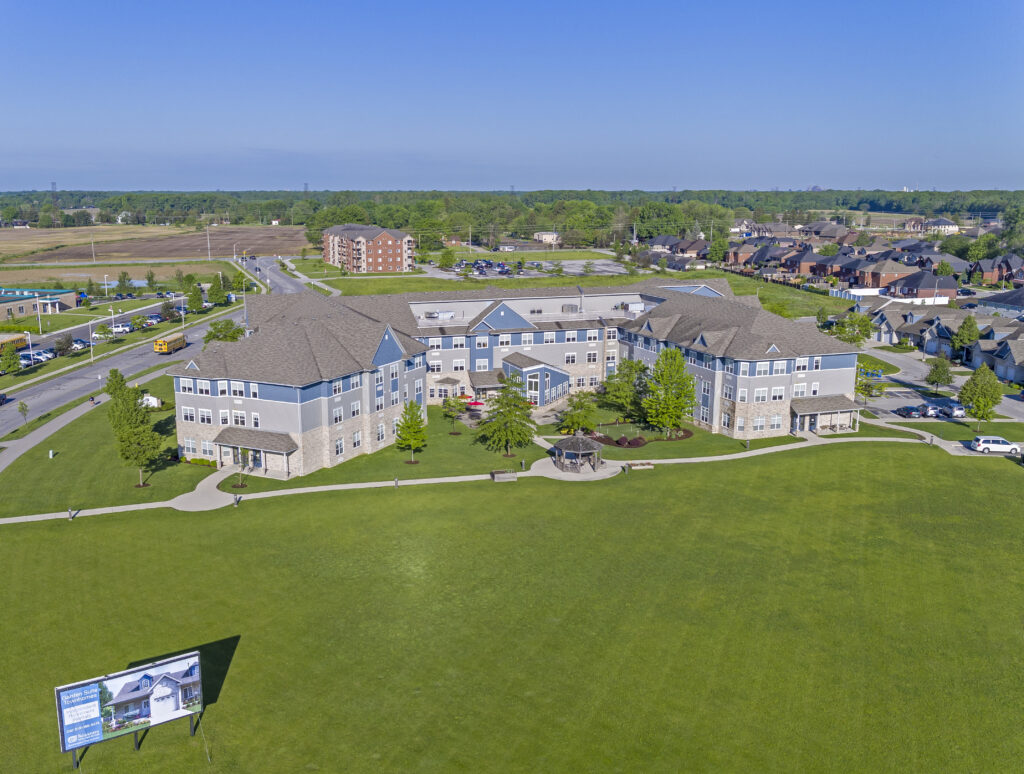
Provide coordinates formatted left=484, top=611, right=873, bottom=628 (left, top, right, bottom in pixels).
left=322, top=223, right=415, bottom=273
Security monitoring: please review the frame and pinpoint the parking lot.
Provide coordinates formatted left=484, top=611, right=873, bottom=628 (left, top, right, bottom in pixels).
left=434, top=257, right=629, bottom=280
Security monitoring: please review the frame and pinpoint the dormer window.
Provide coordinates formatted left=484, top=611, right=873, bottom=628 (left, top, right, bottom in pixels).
left=140, top=676, right=152, bottom=689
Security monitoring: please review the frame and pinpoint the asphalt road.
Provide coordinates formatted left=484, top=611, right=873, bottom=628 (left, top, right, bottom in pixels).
left=0, top=258, right=288, bottom=437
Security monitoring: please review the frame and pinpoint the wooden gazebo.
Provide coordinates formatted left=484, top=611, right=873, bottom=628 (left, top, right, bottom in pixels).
left=553, top=431, right=604, bottom=472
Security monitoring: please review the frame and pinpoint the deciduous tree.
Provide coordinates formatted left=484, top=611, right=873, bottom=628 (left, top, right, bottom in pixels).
left=441, top=395, right=465, bottom=432
left=601, top=358, right=648, bottom=422
left=817, top=243, right=839, bottom=257
left=558, top=392, right=597, bottom=434
left=207, top=282, right=227, bottom=306
left=641, top=348, right=696, bottom=435
left=1, top=342, right=20, bottom=374
left=17, top=400, right=28, bottom=425
left=934, top=260, right=954, bottom=276
left=187, top=286, right=204, bottom=313
left=951, top=315, right=979, bottom=357
left=832, top=312, right=873, bottom=347
left=395, top=400, right=428, bottom=462
left=925, top=356, right=953, bottom=396
left=476, top=374, right=537, bottom=456
left=53, top=333, right=73, bottom=357
left=115, top=271, right=132, bottom=295
left=145, top=269, right=157, bottom=292
left=117, top=421, right=163, bottom=487
left=958, top=364, right=1003, bottom=430
left=203, top=319, right=245, bottom=346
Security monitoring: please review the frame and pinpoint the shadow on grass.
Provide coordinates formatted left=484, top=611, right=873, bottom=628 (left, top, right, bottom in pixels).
left=129, top=634, right=240, bottom=707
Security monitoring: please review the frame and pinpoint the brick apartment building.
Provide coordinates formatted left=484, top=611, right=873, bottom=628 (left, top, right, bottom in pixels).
left=322, top=224, right=415, bottom=273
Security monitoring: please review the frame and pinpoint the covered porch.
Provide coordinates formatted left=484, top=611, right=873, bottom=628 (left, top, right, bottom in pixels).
left=790, top=395, right=860, bottom=435
left=213, top=427, right=299, bottom=479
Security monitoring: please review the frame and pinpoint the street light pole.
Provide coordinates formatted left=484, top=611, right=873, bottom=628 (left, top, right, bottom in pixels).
left=233, top=243, right=237, bottom=261
left=24, top=331, right=32, bottom=363
left=207, top=226, right=212, bottom=261
left=34, top=293, right=42, bottom=335
left=88, top=318, right=94, bottom=362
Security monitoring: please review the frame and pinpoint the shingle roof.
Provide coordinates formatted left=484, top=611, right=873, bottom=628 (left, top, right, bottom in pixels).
left=791, top=395, right=857, bottom=414
left=323, top=223, right=409, bottom=241
left=214, top=427, right=298, bottom=453
left=503, top=352, right=545, bottom=369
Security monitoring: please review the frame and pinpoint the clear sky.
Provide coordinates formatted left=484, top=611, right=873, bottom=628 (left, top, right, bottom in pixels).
left=2, top=0, right=1022, bottom=191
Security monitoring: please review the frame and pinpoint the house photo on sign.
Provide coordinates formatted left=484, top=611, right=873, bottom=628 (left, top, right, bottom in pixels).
left=55, top=652, right=202, bottom=753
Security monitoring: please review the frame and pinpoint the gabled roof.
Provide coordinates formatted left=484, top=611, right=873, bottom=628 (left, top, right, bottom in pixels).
left=323, top=223, right=409, bottom=241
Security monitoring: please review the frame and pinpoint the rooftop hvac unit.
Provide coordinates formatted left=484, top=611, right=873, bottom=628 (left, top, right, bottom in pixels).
left=561, top=304, right=579, bottom=313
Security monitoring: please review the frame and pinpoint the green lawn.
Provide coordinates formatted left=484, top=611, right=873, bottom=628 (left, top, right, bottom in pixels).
left=0, top=376, right=211, bottom=517
left=857, top=353, right=900, bottom=375
left=877, top=344, right=917, bottom=353
left=830, top=424, right=922, bottom=439
left=892, top=420, right=1024, bottom=442
left=4, top=444, right=1024, bottom=771
left=223, top=406, right=550, bottom=494
left=683, top=269, right=852, bottom=318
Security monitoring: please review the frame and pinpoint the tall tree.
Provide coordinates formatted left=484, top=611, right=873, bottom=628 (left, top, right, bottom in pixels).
left=117, top=421, right=164, bottom=487
left=708, top=236, right=728, bottom=263
left=558, top=392, right=597, bottom=434
left=832, top=312, right=874, bottom=347
left=145, top=269, right=157, bottom=293
left=816, top=307, right=830, bottom=329
left=925, top=357, right=953, bottom=396
left=232, top=272, right=247, bottom=293
left=105, top=368, right=128, bottom=401
left=187, top=285, right=204, bottom=313
left=203, top=319, right=246, bottom=346
left=934, top=260, right=954, bottom=276
left=115, top=271, right=132, bottom=295
left=131, top=315, right=148, bottom=331
left=437, top=247, right=457, bottom=269
left=395, top=400, right=427, bottom=462
left=602, top=358, right=648, bottom=422
left=0, top=342, right=20, bottom=374
left=207, top=281, right=227, bottom=305
left=958, top=364, right=1003, bottom=430
left=53, top=333, right=73, bottom=357
left=476, top=374, right=537, bottom=456
left=642, top=348, right=696, bottom=435
left=951, top=315, right=980, bottom=357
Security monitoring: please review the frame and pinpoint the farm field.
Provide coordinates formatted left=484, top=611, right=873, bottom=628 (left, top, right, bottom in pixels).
left=5, top=225, right=308, bottom=263
left=0, top=225, right=184, bottom=260
left=0, top=260, right=240, bottom=289
left=3, top=443, right=1024, bottom=771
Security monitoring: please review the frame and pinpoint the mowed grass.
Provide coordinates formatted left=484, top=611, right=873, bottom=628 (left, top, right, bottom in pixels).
left=222, top=406, right=549, bottom=493
left=3, top=443, right=1024, bottom=771
left=0, top=376, right=211, bottom=517
left=684, top=269, right=852, bottom=317
left=857, top=352, right=901, bottom=375
left=893, top=420, right=1024, bottom=442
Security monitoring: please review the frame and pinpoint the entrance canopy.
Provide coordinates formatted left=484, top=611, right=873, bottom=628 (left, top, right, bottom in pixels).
left=213, top=427, right=298, bottom=454
left=790, top=395, right=859, bottom=434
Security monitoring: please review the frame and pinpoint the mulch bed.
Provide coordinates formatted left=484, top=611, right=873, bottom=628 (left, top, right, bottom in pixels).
left=589, top=427, right=693, bottom=448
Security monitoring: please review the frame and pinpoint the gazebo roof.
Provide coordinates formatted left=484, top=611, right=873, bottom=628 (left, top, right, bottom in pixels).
left=553, top=430, right=603, bottom=454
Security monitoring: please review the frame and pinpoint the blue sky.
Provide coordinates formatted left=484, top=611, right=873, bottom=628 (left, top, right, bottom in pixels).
left=2, top=0, right=1022, bottom=190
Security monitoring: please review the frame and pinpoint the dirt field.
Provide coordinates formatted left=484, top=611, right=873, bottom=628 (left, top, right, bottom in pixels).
left=3, top=225, right=311, bottom=263
left=0, top=262, right=236, bottom=286
left=0, top=225, right=184, bottom=260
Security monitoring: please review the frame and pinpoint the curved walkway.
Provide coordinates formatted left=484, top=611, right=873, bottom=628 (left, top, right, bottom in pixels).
left=0, top=425, right=985, bottom=526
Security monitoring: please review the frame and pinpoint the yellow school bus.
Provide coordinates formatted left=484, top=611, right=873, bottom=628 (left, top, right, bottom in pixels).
left=154, top=333, right=187, bottom=354
left=0, top=332, right=28, bottom=351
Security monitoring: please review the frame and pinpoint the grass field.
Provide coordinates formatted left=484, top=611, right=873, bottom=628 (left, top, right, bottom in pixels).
left=0, top=376, right=210, bottom=517
left=0, top=225, right=184, bottom=260
left=4, top=443, right=1024, bottom=771
left=857, top=353, right=900, bottom=375
left=892, top=420, right=1024, bottom=441
left=682, top=270, right=852, bottom=318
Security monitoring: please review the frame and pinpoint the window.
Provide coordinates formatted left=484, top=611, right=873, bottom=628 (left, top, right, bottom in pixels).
left=179, top=379, right=194, bottom=394
left=793, top=383, right=807, bottom=398
left=232, top=411, right=246, bottom=426
left=231, top=381, right=244, bottom=397
left=722, top=413, right=732, bottom=429
left=811, top=382, right=819, bottom=396
left=565, top=330, right=577, bottom=343
left=771, top=386, right=785, bottom=401
left=414, top=379, right=422, bottom=395
left=576, top=377, right=585, bottom=387
left=739, top=362, right=749, bottom=377
left=586, top=352, right=598, bottom=363
left=606, top=353, right=616, bottom=363
left=589, top=376, right=599, bottom=386
left=700, top=405, right=710, bottom=423
left=738, top=388, right=747, bottom=402
left=351, top=373, right=362, bottom=388
left=452, top=359, right=466, bottom=372
left=587, top=330, right=599, bottom=342
left=565, top=353, right=576, bottom=364
left=498, top=334, right=511, bottom=347
left=452, top=336, right=466, bottom=349
left=428, top=361, right=441, bottom=373
left=725, top=360, right=735, bottom=374
left=795, top=357, right=808, bottom=372
left=723, top=384, right=734, bottom=400
left=183, top=438, right=196, bottom=454
left=333, top=407, right=344, bottom=424
left=389, top=364, right=399, bottom=379
left=770, top=414, right=782, bottom=430
left=197, top=380, right=211, bottom=395
left=218, top=381, right=228, bottom=396
left=521, top=332, right=533, bottom=345
left=351, top=401, right=361, bottom=417
left=476, top=359, right=489, bottom=371
left=773, top=361, right=786, bottom=375
left=201, top=440, right=213, bottom=456
left=250, top=383, right=259, bottom=399
left=736, top=417, right=745, bottom=432
left=335, top=438, right=345, bottom=456
left=375, top=370, right=384, bottom=385
left=428, top=387, right=435, bottom=398
left=687, top=352, right=698, bottom=366
left=476, top=337, right=488, bottom=349
left=701, top=380, right=711, bottom=396
left=391, top=392, right=399, bottom=406
left=199, top=409, right=212, bottom=425
left=373, top=396, right=383, bottom=412
left=332, top=380, right=343, bottom=395
left=251, top=413, right=260, bottom=428
left=754, top=388, right=768, bottom=403
left=429, top=338, right=441, bottom=350
left=377, top=423, right=386, bottom=442
left=755, top=361, right=769, bottom=377
left=544, top=332, right=555, bottom=344
left=753, top=416, right=766, bottom=432
left=352, top=431, right=362, bottom=449
left=606, top=328, right=617, bottom=341
left=219, top=410, right=229, bottom=425
left=181, top=407, right=195, bottom=422
left=813, top=357, right=822, bottom=371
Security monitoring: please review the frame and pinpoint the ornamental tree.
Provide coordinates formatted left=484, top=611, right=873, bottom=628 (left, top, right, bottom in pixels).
left=476, top=374, right=537, bottom=456
left=641, top=347, right=696, bottom=436
left=395, top=400, right=428, bottom=462
left=951, top=315, right=979, bottom=357
left=925, top=356, right=953, bottom=396
left=958, top=364, right=1003, bottom=430
left=558, top=391, right=597, bottom=435
left=601, top=358, right=648, bottom=422
left=1, top=342, right=21, bottom=374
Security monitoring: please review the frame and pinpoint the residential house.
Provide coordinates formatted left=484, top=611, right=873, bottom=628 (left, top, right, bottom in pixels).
left=322, top=224, right=416, bottom=273
left=800, top=221, right=849, bottom=240
left=923, top=217, right=959, bottom=235
left=886, top=271, right=957, bottom=302
left=105, top=663, right=201, bottom=728
left=533, top=231, right=560, bottom=245
left=903, top=217, right=925, bottom=232
left=857, top=259, right=919, bottom=289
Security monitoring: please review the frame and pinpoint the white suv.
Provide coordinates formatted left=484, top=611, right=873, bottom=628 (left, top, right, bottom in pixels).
left=970, top=436, right=1020, bottom=455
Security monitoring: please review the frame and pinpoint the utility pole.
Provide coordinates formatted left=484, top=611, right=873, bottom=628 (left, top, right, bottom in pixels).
left=91, top=237, right=96, bottom=263
left=206, top=225, right=212, bottom=261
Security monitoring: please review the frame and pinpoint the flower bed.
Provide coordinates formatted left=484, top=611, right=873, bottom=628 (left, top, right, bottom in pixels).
left=589, top=425, right=693, bottom=448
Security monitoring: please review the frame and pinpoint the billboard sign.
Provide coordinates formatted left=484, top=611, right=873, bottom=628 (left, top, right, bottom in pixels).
left=55, top=652, right=202, bottom=753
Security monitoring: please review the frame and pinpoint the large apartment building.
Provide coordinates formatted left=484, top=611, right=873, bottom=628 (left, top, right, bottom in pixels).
left=168, top=279, right=857, bottom=477
left=322, top=223, right=415, bottom=273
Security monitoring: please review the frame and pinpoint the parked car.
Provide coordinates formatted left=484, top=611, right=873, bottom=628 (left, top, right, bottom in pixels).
left=970, top=436, right=1020, bottom=455
left=113, top=293, right=124, bottom=300
left=125, top=293, right=136, bottom=299
left=112, top=323, right=133, bottom=334
left=920, top=404, right=941, bottom=417
left=71, top=338, right=90, bottom=350
left=35, top=348, right=57, bottom=361
left=0, top=393, right=7, bottom=406
left=155, top=291, right=165, bottom=298
left=941, top=403, right=966, bottom=418
left=19, top=354, right=34, bottom=368
left=957, top=288, right=975, bottom=296
left=893, top=405, right=922, bottom=418
left=30, top=352, right=47, bottom=363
